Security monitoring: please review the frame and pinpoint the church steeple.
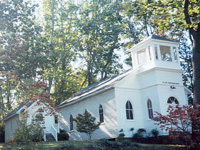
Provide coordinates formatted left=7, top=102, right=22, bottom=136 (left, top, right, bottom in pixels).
left=129, top=35, right=180, bottom=71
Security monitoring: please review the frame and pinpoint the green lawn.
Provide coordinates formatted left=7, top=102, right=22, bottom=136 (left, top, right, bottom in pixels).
left=0, top=141, right=187, bottom=150
left=0, top=141, right=94, bottom=150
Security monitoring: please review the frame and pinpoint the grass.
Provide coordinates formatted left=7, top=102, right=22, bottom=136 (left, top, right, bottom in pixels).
left=0, top=140, right=188, bottom=150
left=0, top=141, right=95, bottom=150
left=140, top=143, right=187, bottom=150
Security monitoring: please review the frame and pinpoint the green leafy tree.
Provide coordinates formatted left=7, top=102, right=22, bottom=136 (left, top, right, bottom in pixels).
left=0, top=0, right=45, bottom=117
left=68, top=0, right=125, bottom=86
left=0, top=0, right=44, bottom=79
left=74, top=109, right=100, bottom=140
left=41, top=0, right=129, bottom=103
left=42, top=0, right=81, bottom=104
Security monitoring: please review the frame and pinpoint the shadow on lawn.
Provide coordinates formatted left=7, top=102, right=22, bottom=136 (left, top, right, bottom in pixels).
left=0, top=140, right=188, bottom=150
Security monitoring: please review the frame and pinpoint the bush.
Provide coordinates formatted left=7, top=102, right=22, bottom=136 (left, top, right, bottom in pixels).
left=58, top=129, right=69, bottom=141
left=13, top=115, right=44, bottom=143
left=97, top=139, right=140, bottom=149
left=97, top=139, right=119, bottom=149
left=154, top=105, right=200, bottom=146
left=117, top=129, right=125, bottom=142
left=30, top=124, right=44, bottom=142
left=121, top=140, right=132, bottom=146
left=133, top=128, right=146, bottom=139
left=13, top=118, right=32, bottom=143
left=151, top=129, right=159, bottom=138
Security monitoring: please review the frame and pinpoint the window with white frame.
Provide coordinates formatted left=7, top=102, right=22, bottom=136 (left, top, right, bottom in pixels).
left=154, top=44, right=159, bottom=60
left=147, top=100, right=153, bottom=119
left=55, top=115, right=58, bottom=124
left=70, top=114, right=73, bottom=131
left=126, top=101, right=133, bottom=120
left=99, top=105, right=104, bottom=123
left=160, top=45, right=172, bottom=61
left=173, top=47, right=178, bottom=61
left=137, top=49, right=147, bottom=65
left=148, top=46, right=152, bottom=60
left=167, top=97, right=179, bottom=104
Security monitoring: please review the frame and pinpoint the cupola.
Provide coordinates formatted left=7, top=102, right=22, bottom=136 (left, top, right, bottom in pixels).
left=129, top=35, right=180, bottom=71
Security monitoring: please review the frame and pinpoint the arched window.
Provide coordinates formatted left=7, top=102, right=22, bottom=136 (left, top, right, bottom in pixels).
left=70, top=114, right=73, bottom=131
left=167, top=97, right=179, bottom=104
left=99, top=105, right=104, bottom=123
left=55, top=115, right=58, bottom=124
left=126, top=101, right=133, bottom=120
left=147, top=100, right=153, bottom=119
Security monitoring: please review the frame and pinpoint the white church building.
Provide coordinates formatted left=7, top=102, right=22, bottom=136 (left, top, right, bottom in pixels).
left=57, top=35, right=191, bottom=140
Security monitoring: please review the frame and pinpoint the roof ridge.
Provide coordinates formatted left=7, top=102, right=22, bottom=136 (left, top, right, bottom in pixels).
left=2, top=100, right=33, bottom=121
left=58, top=69, right=133, bottom=107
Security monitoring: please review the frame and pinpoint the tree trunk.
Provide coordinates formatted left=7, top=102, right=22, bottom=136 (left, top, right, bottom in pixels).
left=48, top=0, right=55, bottom=94
left=191, top=29, right=200, bottom=144
left=48, top=77, right=53, bottom=94
left=88, top=134, right=91, bottom=140
left=88, top=66, right=92, bottom=86
left=0, top=87, right=4, bottom=117
left=6, top=78, right=12, bottom=110
left=87, top=56, right=93, bottom=86
left=192, top=31, right=200, bottom=106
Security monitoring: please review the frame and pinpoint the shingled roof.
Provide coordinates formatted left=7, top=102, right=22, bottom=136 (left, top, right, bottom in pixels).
left=151, top=34, right=178, bottom=42
left=57, top=69, right=133, bottom=108
left=3, top=100, right=33, bottom=121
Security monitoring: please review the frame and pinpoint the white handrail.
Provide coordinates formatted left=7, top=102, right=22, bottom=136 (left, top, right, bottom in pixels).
left=43, top=130, right=46, bottom=141
left=51, top=125, right=58, bottom=141
left=54, top=123, right=60, bottom=133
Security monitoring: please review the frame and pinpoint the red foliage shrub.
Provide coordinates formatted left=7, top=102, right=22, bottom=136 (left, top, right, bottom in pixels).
left=154, top=105, right=200, bottom=146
